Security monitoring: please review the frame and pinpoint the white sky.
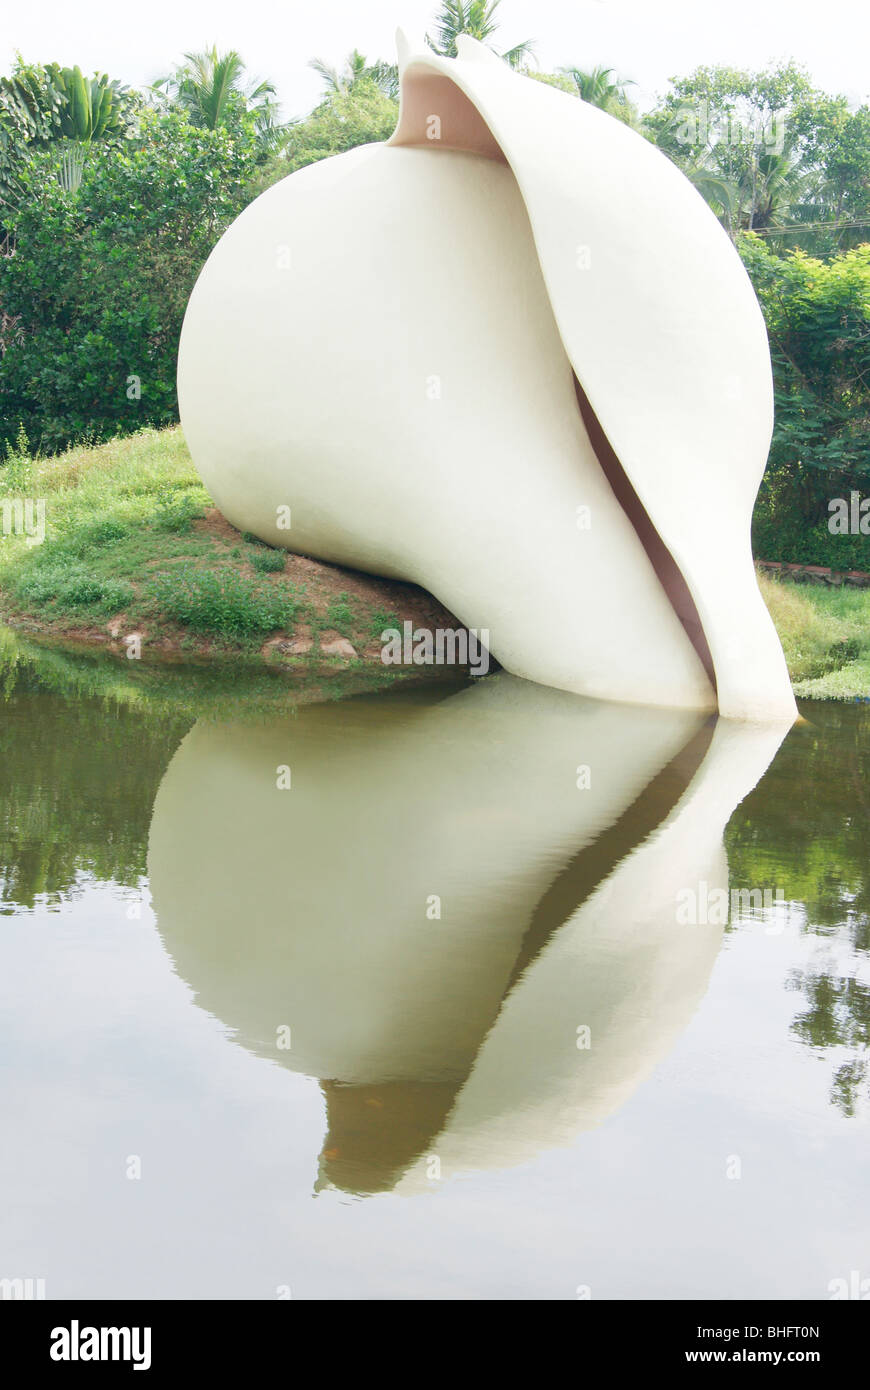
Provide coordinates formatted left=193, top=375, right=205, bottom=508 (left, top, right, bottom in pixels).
left=1, top=0, right=868, bottom=119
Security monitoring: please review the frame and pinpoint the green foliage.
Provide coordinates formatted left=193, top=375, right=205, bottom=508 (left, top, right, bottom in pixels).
left=789, top=95, right=870, bottom=249
left=759, top=574, right=870, bottom=687
left=0, top=626, right=418, bottom=910
left=0, top=61, right=62, bottom=212
left=643, top=62, right=816, bottom=233
left=369, top=607, right=401, bottom=639
left=11, top=557, right=134, bottom=614
left=526, top=71, right=576, bottom=96
left=148, top=566, right=300, bottom=637
left=44, top=64, right=135, bottom=143
left=325, top=592, right=355, bottom=633
left=643, top=61, right=870, bottom=248
left=0, top=60, right=136, bottom=210
left=725, top=697, right=870, bottom=1113
left=741, top=236, right=870, bottom=563
left=0, top=637, right=191, bottom=907
left=151, top=46, right=282, bottom=154
left=256, top=81, right=397, bottom=187
left=309, top=50, right=398, bottom=100
left=0, top=108, right=257, bottom=454
left=557, top=66, right=637, bottom=124
left=250, top=547, right=286, bottom=573
left=152, top=488, right=204, bottom=534
left=426, top=1, right=534, bottom=70
left=0, top=423, right=34, bottom=494
left=57, top=516, right=132, bottom=554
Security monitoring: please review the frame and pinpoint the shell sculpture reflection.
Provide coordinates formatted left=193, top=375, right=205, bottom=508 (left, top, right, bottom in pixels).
left=148, top=675, right=790, bottom=1193
left=178, top=31, right=797, bottom=722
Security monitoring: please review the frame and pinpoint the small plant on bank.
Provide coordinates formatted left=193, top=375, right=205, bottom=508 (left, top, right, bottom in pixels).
left=54, top=516, right=132, bottom=557
left=369, top=608, right=401, bottom=639
left=1, top=424, right=34, bottom=495
left=250, top=547, right=286, bottom=574
left=148, top=566, right=300, bottom=638
left=11, top=560, right=134, bottom=615
left=152, top=486, right=205, bottom=535
left=326, top=592, right=355, bottom=634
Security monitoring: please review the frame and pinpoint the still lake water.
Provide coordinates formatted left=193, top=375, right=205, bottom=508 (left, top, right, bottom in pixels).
left=1, top=630, right=868, bottom=1300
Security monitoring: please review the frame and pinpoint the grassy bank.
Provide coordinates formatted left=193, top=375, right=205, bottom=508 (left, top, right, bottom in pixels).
left=758, top=574, right=870, bottom=701
left=1, top=425, right=868, bottom=700
left=0, top=426, right=465, bottom=672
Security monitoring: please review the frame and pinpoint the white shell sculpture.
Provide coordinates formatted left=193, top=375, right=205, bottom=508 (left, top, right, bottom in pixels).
left=178, top=31, right=797, bottom=722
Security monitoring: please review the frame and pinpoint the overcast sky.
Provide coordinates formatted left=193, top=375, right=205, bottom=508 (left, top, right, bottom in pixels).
left=2, top=0, right=868, bottom=118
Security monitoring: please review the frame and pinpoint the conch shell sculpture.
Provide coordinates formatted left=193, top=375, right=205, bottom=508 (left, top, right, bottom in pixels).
left=178, top=31, right=797, bottom=723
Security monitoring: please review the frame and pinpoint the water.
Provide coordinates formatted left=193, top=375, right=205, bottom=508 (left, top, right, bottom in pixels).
left=1, top=630, right=868, bottom=1300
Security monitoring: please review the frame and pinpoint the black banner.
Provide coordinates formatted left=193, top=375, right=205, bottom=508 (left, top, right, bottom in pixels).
left=3, top=1299, right=863, bottom=1373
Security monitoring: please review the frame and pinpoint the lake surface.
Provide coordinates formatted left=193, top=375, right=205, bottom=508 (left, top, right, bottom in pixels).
left=1, top=629, right=868, bottom=1300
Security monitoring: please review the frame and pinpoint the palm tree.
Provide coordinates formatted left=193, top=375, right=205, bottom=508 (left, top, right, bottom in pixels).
left=683, top=164, right=740, bottom=233
left=679, top=133, right=805, bottom=235
left=742, top=145, right=807, bottom=230
left=309, top=50, right=398, bottom=101
left=426, top=1, right=535, bottom=71
left=560, top=65, right=636, bottom=122
left=154, top=47, right=280, bottom=143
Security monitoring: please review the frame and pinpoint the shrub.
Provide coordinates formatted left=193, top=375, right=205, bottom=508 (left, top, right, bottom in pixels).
left=250, top=547, right=286, bottom=573
left=11, top=559, right=133, bottom=613
left=741, top=236, right=870, bottom=565
left=369, top=607, right=400, bottom=639
left=54, top=516, right=132, bottom=556
left=148, top=566, right=299, bottom=637
left=0, top=109, right=257, bottom=454
left=252, top=81, right=398, bottom=193
left=152, top=490, right=204, bottom=535
left=325, top=592, right=354, bottom=633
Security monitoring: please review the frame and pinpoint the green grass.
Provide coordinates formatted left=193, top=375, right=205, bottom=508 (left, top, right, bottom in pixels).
left=0, top=426, right=435, bottom=663
left=324, top=591, right=355, bottom=634
left=369, top=607, right=401, bottom=640
left=12, top=560, right=135, bottom=616
left=758, top=573, right=870, bottom=700
left=149, top=566, right=301, bottom=638
left=0, top=427, right=309, bottom=651
left=250, top=547, right=287, bottom=574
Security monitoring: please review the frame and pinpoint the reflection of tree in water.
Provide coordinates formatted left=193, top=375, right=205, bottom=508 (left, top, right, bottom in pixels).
left=0, top=644, right=189, bottom=909
left=726, top=700, right=870, bottom=1116
left=786, top=962, right=870, bottom=1116
left=0, top=628, right=451, bottom=910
